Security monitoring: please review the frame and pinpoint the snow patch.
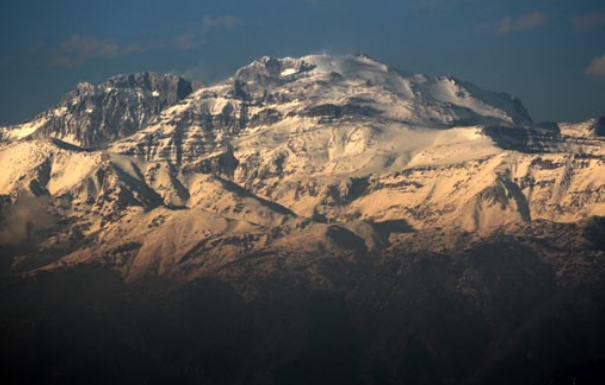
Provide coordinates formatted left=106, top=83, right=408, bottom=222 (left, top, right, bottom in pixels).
left=0, top=118, right=48, bottom=141
left=54, top=107, right=68, bottom=117
left=280, top=68, right=297, bottom=77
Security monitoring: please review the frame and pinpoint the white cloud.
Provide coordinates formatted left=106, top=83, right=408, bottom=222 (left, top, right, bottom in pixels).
left=47, top=35, right=149, bottom=68
left=174, top=34, right=207, bottom=51
left=585, top=55, right=605, bottom=80
left=201, top=15, right=241, bottom=32
left=497, top=12, right=549, bottom=34
left=571, top=11, right=605, bottom=31
left=172, top=15, right=242, bottom=52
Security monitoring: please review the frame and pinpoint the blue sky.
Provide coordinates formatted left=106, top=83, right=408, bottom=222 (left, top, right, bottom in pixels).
left=1, top=0, right=604, bottom=124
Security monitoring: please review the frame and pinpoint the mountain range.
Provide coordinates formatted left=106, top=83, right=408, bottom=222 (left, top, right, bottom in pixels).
left=1, top=54, right=604, bottom=384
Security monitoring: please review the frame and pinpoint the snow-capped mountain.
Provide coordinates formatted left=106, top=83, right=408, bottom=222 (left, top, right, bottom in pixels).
left=3, top=55, right=605, bottom=385
left=0, top=54, right=604, bottom=279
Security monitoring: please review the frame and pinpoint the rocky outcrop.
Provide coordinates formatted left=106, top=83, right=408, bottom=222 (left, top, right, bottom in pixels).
left=24, top=72, right=193, bottom=148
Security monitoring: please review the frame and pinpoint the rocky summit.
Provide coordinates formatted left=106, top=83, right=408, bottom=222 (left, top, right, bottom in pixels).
left=1, top=55, right=605, bottom=384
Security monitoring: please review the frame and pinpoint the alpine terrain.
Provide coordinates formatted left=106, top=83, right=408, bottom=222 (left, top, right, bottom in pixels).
left=1, top=54, right=605, bottom=384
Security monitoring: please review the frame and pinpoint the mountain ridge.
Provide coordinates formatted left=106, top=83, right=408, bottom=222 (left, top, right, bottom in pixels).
left=2, top=54, right=605, bottom=385
left=0, top=54, right=603, bottom=280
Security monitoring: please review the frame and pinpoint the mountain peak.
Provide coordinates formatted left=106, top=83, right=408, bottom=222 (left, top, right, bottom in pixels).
left=227, top=54, right=531, bottom=126
left=0, top=72, right=195, bottom=148
left=104, top=71, right=184, bottom=88
left=0, top=54, right=538, bottom=148
left=233, top=56, right=316, bottom=82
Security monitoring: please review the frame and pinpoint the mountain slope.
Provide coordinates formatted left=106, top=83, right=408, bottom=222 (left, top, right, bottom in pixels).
left=0, top=54, right=603, bottom=279
left=1, top=54, right=605, bottom=385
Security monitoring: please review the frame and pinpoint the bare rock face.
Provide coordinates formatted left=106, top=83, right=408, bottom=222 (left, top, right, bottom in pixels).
left=592, top=116, right=605, bottom=136
left=10, top=72, right=193, bottom=148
